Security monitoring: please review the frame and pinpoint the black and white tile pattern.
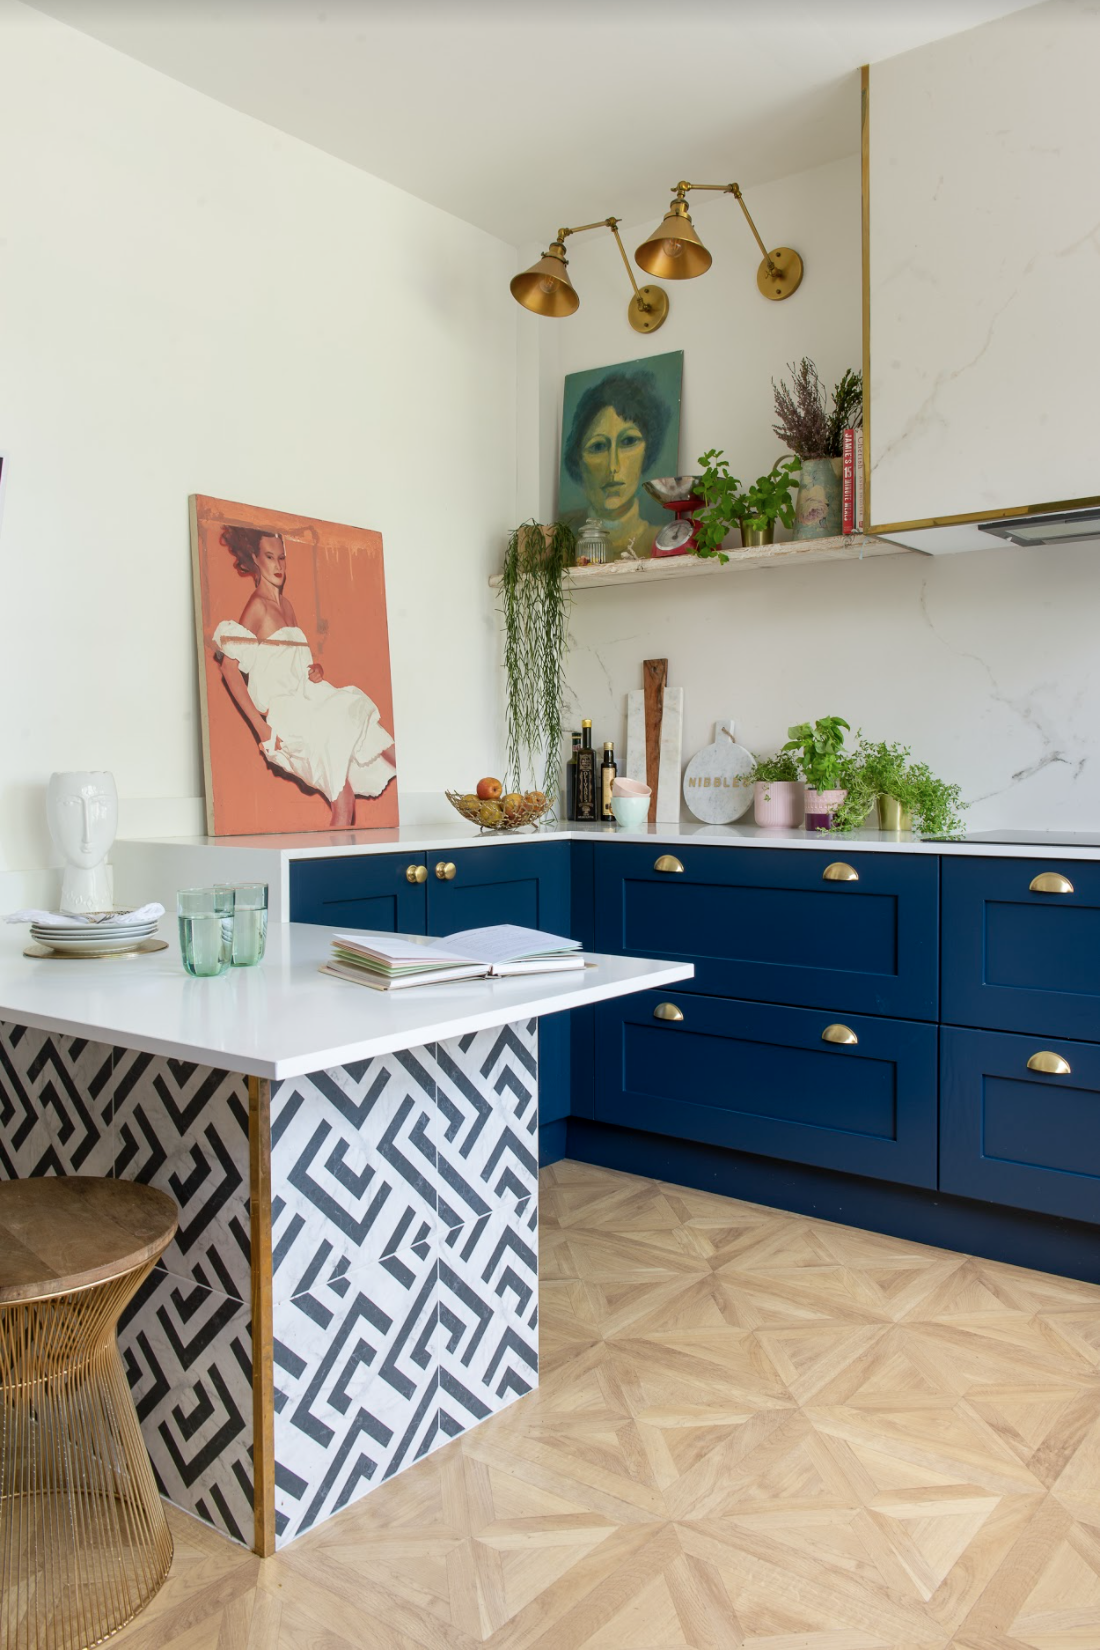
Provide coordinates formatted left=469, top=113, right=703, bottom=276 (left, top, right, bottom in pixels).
left=0, top=1022, right=254, bottom=1547
left=271, top=1021, right=540, bottom=1545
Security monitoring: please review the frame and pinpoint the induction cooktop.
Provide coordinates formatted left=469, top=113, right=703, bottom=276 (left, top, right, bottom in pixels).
left=925, top=829, right=1100, bottom=846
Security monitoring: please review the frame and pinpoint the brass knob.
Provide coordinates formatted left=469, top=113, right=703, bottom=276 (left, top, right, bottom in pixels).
left=435, top=861, right=457, bottom=881
left=653, top=1002, right=684, bottom=1022
left=1026, top=1050, right=1072, bottom=1075
left=821, top=1024, right=858, bottom=1045
left=1029, top=871, right=1074, bottom=895
left=823, top=862, right=859, bottom=882
left=405, top=864, right=427, bottom=884
left=654, top=855, right=684, bottom=874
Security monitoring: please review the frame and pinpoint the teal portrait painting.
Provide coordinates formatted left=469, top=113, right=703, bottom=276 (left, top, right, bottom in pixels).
left=558, top=350, right=683, bottom=559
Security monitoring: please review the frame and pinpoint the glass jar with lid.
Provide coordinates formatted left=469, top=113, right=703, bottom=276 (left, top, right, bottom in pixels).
left=574, top=518, right=611, bottom=565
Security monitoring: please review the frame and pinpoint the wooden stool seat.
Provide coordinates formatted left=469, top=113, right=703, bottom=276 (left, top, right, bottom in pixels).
left=0, top=1177, right=178, bottom=1650
left=0, top=1176, right=177, bottom=1304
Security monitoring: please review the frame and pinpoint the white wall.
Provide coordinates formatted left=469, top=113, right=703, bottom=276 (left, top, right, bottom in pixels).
left=0, top=1, right=518, bottom=903
left=537, top=141, right=1100, bottom=831
left=869, top=0, right=1100, bottom=528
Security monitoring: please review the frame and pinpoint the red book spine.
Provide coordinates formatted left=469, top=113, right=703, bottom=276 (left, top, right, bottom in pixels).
left=854, top=427, right=865, bottom=532
left=841, top=427, right=855, bottom=535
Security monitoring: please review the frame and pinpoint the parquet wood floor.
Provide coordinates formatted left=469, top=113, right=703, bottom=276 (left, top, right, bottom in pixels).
left=110, top=1162, right=1100, bottom=1650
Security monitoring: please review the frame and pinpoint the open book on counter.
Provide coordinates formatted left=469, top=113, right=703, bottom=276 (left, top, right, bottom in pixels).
left=320, top=924, right=587, bottom=992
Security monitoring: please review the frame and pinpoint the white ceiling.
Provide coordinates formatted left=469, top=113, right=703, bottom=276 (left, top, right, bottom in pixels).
left=27, top=0, right=1041, bottom=244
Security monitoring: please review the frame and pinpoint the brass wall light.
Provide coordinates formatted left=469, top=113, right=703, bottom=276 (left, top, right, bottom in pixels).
left=636, top=182, right=803, bottom=301
left=510, top=217, right=669, bottom=333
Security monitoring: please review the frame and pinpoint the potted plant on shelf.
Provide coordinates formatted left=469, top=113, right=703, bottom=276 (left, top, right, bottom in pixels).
left=783, top=715, right=851, bottom=829
left=831, top=739, right=967, bottom=836
left=772, top=360, right=862, bottom=540
left=749, top=750, right=805, bottom=827
left=499, top=521, right=575, bottom=805
left=694, top=450, right=801, bottom=558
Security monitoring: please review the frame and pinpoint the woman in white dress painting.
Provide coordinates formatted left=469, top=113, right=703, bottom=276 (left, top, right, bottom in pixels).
left=211, top=526, right=396, bottom=828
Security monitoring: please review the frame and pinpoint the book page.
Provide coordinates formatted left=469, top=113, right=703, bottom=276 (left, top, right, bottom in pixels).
left=332, top=934, right=476, bottom=965
left=442, top=924, right=580, bottom=965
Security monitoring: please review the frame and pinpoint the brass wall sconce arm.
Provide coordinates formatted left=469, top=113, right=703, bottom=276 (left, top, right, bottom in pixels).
left=510, top=216, right=669, bottom=333
left=636, top=181, right=803, bottom=301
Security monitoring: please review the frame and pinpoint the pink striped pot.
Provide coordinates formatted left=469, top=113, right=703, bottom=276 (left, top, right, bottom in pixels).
left=753, top=780, right=804, bottom=828
left=804, top=787, right=847, bottom=830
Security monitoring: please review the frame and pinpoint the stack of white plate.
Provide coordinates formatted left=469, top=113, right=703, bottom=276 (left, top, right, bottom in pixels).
left=31, top=913, right=160, bottom=956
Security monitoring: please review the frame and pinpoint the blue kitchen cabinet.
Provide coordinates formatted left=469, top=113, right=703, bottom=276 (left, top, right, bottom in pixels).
left=941, top=1024, right=1100, bottom=1224
left=593, top=843, right=939, bottom=1020
left=942, top=856, right=1100, bottom=1040
left=289, top=842, right=572, bottom=1164
left=289, top=852, right=427, bottom=933
left=593, top=988, right=939, bottom=1187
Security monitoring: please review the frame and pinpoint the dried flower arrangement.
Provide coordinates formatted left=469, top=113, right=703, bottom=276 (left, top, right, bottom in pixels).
left=772, top=359, right=863, bottom=460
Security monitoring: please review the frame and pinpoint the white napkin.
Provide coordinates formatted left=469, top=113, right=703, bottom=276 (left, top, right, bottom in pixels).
left=6, top=904, right=165, bottom=928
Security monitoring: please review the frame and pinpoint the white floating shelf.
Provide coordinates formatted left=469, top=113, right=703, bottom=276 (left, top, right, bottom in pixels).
left=488, top=533, right=907, bottom=591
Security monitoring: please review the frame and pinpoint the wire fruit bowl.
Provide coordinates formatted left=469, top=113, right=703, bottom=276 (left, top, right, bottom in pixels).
left=445, top=789, right=552, bottom=833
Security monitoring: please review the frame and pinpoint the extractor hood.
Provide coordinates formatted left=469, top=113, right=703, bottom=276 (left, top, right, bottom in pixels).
left=876, top=501, right=1100, bottom=556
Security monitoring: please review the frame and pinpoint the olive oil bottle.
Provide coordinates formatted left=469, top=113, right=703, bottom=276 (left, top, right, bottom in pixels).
left=565, top=730, right=582, bottom=820
left=574, top=720, right=597, bottom=821
left=600, top=741, right=617, bottom=822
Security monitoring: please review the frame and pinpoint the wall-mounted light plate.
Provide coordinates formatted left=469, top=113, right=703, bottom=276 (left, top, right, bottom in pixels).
left=757, top=247, right=803, bottom=301
left=628, top=285, right=669, bottom=332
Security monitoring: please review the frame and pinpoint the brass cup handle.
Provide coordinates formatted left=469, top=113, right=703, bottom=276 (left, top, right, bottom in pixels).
left=435, top=861, right=457, bottom=882
left=1029, top=872, right=1074, bottom=895
left=653, top=1002, right=684, bottom=1022
left=654, top=855, right=684, bottom=874
left=1027, top=1050, right=1072, bottom=1076
left=405, top=864, right=428, bottom=884
left=823, top=862, right=859, bottom=882
left=821, top=1024, right=859, bottom=1045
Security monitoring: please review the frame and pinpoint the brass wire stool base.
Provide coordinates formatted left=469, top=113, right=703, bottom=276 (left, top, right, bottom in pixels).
left=0, top=1265, right=173, bottom=1650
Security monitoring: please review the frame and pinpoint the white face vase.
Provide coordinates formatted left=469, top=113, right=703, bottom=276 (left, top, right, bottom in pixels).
left=48, top=771, right=118, bottom=869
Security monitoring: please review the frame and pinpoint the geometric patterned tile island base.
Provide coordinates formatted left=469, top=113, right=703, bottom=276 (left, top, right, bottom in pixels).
left=0, top=1016, right=539, bottom=1553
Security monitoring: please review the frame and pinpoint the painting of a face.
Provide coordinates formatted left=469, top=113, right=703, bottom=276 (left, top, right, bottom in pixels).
left=558, top=350, right=682, bottom=557
left=579, top=409, right=647, bottom=520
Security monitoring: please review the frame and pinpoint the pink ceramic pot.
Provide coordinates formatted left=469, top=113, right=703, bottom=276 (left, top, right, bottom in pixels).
left=753, top=780, right=804, bottom=828
left=804, top=787, right=847, bottom=830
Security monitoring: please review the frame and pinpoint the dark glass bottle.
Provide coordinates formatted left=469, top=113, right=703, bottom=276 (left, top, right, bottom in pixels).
left=574, top=720, right=597, bottom=821
left=565, top=730, right=582, bottom=820
left=600, top=741, right=617, bottom=822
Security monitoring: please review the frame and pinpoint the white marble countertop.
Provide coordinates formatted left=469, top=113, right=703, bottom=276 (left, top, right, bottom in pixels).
left=0, top=924, right=693, bottom=1080
left=119, top=819, right=1100, bottom=862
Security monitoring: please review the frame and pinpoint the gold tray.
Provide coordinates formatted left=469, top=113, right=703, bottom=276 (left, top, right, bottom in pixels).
left=24, top=938, right=169, bottom=961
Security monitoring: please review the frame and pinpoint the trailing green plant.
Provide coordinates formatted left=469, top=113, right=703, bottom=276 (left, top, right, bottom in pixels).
left=694, top=450, right=800, bottom=561
left=749, top=749, right=802, bottom=798
left=694, top=449, right=742, bottom=557
left=782, top=716, right=851, bottom=793
left=772, top=358, right=863, bottom=459
left=831, top=738, right=967, bottom=836
left=499, top=521, right=574, bottom=802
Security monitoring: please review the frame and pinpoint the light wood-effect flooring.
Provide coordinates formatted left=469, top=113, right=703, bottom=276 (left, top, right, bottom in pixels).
left=112, top=1161, right=1100, bottom=1650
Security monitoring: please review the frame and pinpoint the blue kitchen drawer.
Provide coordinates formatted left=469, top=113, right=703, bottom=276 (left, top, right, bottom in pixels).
left=593, top=989, right=938, bottom=1187
left=941, top=1023, right=1100, bottom=1223
left=289, top=852, right=427, bottom=933
left=942, top=856, right=1100, bottom=1040
left=593, top=843, right=939, bottom=1020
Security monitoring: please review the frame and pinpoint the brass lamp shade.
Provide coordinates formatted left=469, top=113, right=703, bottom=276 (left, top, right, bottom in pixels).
left=635, top=201, right=712, bottom=280
left=510, top=241, right=580, bottom=317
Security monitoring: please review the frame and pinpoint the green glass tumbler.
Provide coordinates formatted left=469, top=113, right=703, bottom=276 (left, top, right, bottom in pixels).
left=221, top=882, right=269, bottom=967
left=177, top=887, right=233, bottom=978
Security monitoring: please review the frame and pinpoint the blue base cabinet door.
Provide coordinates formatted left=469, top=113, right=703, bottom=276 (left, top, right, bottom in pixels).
left=423, top=843, right=569, bottom=936
left=594, top=843, right=939, bottom=1020
left=593, top=989, right=938, bottom=1187
left=941, top=1024, right=1100, bottom=1223
left=942, top=856, right=1100, bottom=1040
left=289, top=853, right=427, bottom=933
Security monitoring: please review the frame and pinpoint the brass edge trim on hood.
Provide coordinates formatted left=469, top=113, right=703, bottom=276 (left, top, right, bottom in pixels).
left=870, top=494, right=1100, bottom=539
left=861, top=65, right=871, bottom=534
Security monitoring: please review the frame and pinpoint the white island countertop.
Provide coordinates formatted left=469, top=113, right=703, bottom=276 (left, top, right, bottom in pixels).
left=0, top=925, right=693, bottom=1080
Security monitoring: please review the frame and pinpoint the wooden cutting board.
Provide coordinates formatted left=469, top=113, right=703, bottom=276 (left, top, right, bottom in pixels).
left=643, top=658, right=667, bottom=824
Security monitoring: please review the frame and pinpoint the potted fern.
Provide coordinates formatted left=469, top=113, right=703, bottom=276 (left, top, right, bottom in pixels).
left=772, top=360, right=862, bottom=540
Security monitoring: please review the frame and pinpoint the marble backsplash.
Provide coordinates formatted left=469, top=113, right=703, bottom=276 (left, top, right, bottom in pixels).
left=561, top=539, right=1100, bottom=833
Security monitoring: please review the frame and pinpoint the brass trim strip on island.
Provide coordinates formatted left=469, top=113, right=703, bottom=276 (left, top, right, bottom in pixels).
left=249, top=1076, right=276, bottom=1558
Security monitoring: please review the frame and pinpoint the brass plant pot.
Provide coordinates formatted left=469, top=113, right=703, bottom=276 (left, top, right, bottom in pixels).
left=877, top=795, right=913, bottom=832
left=740, top=519, right=775, bottom=548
